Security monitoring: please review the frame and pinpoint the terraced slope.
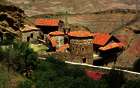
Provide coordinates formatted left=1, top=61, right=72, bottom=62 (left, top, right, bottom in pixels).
left=6, top=0, right=137, bottom=16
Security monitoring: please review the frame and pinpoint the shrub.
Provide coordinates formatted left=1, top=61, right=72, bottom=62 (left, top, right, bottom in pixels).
left=0, top=69, right=9, bottom=88
left=123, top=80, right=140, bottom=88
left=133, top=58, right=140, bottom=72
left=32, top=57, right=110, bottom=88
left=0, top=42, right=38, bottom=74
left=17, top=79, right=32, bottom=88
left=105, top=69, right=126, bottom=88
left=1, top=33, right=15, bottom=45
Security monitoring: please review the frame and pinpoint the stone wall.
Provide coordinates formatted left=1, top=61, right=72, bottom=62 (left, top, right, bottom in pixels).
left=69, top=38, right=93, bottom=64
left=22, top=31, right=39, bottom=42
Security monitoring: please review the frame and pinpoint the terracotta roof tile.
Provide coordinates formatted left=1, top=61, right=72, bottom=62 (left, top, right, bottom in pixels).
left=35, top=18, right=60, bottom=26
left=49, top=31, right=64, bottom=36
left=50, top=38, right=58, bottom=47
left=99, top=42, right=124, bottom=51
left=68, top=31, right=93, bottom=37
left=47, top=35, right=58, bottom=47
left=93, top=33, right=112, bottom=46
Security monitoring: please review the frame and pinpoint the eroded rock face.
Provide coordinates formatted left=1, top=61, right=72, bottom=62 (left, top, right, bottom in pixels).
left=0, top=4, right=26, bottom=35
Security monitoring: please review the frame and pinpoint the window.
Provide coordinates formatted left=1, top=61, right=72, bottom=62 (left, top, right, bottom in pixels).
left=27, top=36, right=30, bottom=42
left=81, top=47, right=84, bottom=51
left=30, top=33, right=33, bottom=38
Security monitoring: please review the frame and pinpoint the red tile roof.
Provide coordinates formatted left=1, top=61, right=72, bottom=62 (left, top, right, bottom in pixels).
left=35, top=18, right=60, bottom=26
left=99, top=42, right=124, bottom=51
left=68, top=31, right=93, bottom=37
left=56, top=44, right=69, bottom=52
left=49, top=31, right=64, bottom=36
left=93, top=33, right=112, bottom=46
left=50, top=38, right=58, bottom=47
left=47, top=35, right=58, bottom=47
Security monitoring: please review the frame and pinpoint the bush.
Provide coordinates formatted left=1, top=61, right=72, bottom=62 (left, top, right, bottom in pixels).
left=105, top=69, right=126, bottom=88
left=0, top=69, right=9, bottom=88
left=0, top=42, right=38, bottom=73
left=17, top=79, right=32, bottom=88
left=1, top=33, right=15, bottom=45
left=123, top=80, right=140, bottom=88
left=133, top=58, right=140, bottom=72
left=32, top=57, right=110, bottom=88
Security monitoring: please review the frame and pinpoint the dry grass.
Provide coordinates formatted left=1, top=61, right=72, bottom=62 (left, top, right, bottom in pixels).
left=30, top=44, right=48, bottom=52
left=7, top=0, right=137, bottom=16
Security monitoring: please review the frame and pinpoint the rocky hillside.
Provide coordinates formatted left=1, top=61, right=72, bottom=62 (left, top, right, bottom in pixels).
left=0, top=4, right=26, bottom=36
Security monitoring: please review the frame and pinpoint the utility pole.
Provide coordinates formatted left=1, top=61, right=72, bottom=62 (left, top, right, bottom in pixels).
left=63, top=11, right=70, bottom=33
left=65, top=11, right=69, bottom=28
left=63, top=11, right=70, bottom=44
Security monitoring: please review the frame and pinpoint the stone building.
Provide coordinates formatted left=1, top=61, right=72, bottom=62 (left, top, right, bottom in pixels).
left=92, top=33, right=124, bottom=66
left=34, top=18, right=64, bottom=34
left=47, top=31, right=65, bottom=51
left=21, top=25, right=40, bottom=43
left=68, top=31, right=93, bottom=64
left=34, top=18, right=64, bottom=41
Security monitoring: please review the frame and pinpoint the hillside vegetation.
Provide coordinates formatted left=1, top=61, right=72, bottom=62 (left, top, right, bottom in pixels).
left=0, top=43, right=140, bottom=88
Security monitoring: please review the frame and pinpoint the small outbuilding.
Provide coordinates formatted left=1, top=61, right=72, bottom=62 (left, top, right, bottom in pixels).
left=47, top=31, right=65, bottom=51
left=35, top=18, right=64, bottom=34
left=92, top=33, right=125, bottom=66
left=49, top=31, right=65, bottom=48
left=21, top=25, right=40, bottom=43
left=93, top=33, right=120, bottom=53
